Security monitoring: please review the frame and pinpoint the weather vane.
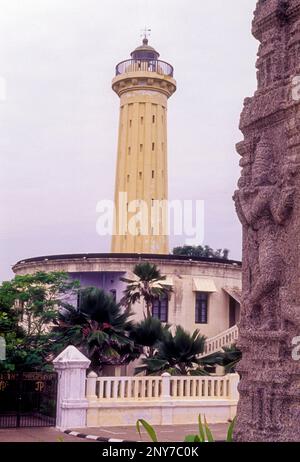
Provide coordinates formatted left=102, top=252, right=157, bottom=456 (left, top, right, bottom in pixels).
left=141, top=26, right=151, bottom=41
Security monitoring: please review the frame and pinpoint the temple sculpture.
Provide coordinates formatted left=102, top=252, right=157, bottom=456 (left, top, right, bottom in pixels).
left=234, top=0, right=300, bottom=442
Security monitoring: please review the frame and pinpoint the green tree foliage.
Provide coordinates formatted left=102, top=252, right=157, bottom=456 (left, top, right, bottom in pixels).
left=0, top=271, right=78, bottom=372
left=1, top=271, right=79, bottom=336
left=0, top=267, right=237, bottom=377
left=173, top=245, right=230, bottom=260
left=204, top=344, right=242, bottom=374
left=130, top=316, right=170, bottom=358
left=53, top=287, right=140, bottom=373
left=135, top=326, right=210, bottom=376
left=120, top=262, right=173, bottom=318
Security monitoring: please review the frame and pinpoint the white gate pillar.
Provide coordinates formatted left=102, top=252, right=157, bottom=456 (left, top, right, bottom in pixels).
left=161, top=373, right=172, bottom=425
left=53, top=345, right=90, bottom=429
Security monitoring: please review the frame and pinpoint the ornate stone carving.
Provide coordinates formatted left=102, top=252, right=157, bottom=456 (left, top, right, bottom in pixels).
left=234, top=0, right=300, bottom=442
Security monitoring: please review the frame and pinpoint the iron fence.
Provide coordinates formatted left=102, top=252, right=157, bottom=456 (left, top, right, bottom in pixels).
left=116, top=59, right=174, bottom=77
left=0, top=371, right=57, bottom=428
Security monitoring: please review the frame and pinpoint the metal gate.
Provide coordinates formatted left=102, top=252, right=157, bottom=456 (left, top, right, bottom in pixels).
left=0, top=371, right=57, bottom=428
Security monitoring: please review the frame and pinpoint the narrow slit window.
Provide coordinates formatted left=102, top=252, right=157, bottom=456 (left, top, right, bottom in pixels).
left=129, top=120, right=132, bottom=127
left=152, top=142, right=155, bottom=151
left=141, top=116, right=144, bottom=124
left=195, top=292, right=209, bottom=324
left=152, top=115, right=155, bottom=123
left=127, top=174, right=130, bottom=182
left=139, top=172, right=142, bottom=180
left=140, top=144, right=143, bottom=152
left=152, top=170, right=155, bottom=179
left=128, top=147, right=131, bottom=155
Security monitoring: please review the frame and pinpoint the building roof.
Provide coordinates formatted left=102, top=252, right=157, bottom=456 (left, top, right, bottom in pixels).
left=13, top=252, right=241, bottom=268
left=130, top=38, right=160, bottom=60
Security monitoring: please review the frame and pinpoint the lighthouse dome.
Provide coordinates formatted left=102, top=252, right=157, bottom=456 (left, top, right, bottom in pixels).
left=130, top=38, right=160, bottom=60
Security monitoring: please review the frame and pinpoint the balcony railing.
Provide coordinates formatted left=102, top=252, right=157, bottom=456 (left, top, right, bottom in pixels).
left=115, top=59, right=174, bottom=77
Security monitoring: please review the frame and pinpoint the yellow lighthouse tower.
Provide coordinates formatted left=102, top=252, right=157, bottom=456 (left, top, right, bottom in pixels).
left=111, top=37, right=176, bottom=254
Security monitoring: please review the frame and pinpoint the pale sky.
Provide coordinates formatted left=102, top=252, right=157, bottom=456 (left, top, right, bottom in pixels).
left=0, top=0, right=258, bottom=281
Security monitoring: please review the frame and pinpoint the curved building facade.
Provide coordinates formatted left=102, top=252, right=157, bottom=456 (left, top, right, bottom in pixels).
left=13, top=253, right=241, bottom=339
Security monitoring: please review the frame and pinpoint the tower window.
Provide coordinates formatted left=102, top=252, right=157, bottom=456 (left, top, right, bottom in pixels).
left=139, top=172, right=142, bottom=180
left=128, top=147, right=131, bottom=155
left=127, top=174, right=130, bottom=182
left=152, top=170, right=155, bottom=179
left=152, top=142, right=155, bottom=151
left=141, top=116, right=144, bottom=124
left=195, top=292, right=209, bottom=324
left=152, top=115, right=155, bottom=123
left=140, top=144, right=143, bottom=152
left=129, top=120, right=132, bottom=127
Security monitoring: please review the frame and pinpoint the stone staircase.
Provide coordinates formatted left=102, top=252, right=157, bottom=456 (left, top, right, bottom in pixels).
left=200, top=325, right=239, bottom=358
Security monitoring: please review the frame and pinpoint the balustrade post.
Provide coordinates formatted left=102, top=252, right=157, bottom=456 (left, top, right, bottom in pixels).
left=161, top=372, right=171, bottom=400
left=229, top=373, right=240, bottom=401
left=86, top=371, right=98, bottom=400
left=161, top=373, right=172, bottom=425
left=228, top=373, right=240, bottom=420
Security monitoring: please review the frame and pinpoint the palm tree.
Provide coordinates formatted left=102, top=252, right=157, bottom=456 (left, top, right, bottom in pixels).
left=120, top=262, right=173, bottom=318
left=130, top=316, right=170, bottom=358
left=53, top=287, right=140, bottom=373
left=204, top=344, right=242, bottom=374
left=135, top=326, right=208, bottom=376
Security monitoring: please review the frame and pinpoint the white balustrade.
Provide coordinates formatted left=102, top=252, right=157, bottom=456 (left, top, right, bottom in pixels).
left=86, top=373, right=237, bottom=402
left=85, top=372, right=240, bottom=427
left=201, top=325, right=239, bottom=357
left=53, top=346, right=240, bottom=429
left=88, top=375, right=162, bottom=400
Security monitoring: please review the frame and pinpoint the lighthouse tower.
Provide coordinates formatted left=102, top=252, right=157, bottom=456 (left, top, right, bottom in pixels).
left=111, top=37, right=176, bottom=254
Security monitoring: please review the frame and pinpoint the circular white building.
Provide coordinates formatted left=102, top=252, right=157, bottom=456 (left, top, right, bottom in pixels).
left=13, top=252, right=241, bottom=340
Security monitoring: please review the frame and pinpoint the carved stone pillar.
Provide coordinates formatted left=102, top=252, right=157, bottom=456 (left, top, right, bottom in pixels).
left=234, top=0, right=300, bottom=442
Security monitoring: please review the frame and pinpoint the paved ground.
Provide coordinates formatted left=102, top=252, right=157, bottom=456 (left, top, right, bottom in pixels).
left=0, top=427, right=93, bottom=443
left=0, top=423, right=228, bottom=442
left=73, top=423, right=228, bottom=442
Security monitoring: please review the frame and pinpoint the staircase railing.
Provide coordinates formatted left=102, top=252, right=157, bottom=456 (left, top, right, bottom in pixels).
left=200, top=325, right=239, bottom=358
